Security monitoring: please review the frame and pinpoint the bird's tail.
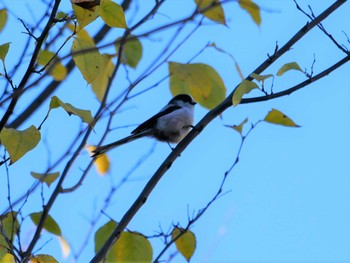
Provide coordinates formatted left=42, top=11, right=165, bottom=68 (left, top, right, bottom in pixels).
left=91, top=131, right=151, bottom=157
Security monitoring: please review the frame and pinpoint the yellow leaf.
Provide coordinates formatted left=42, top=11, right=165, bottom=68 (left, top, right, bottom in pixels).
left=66, top=23, right=93, bottom=41
left=37, top=50, right=67, bottom=81
left=0, top=9, right=7, bottom=32
left=226, top=117, right=248, bottom=135
left=100, top=0, right=127, bottom=28
left=72, top=37, right=103, bottom=83
left=91, top=54, right=115, bottom=101
left=115, top=36, right=142, bottom=68
left=30, top=172, right=60, bottom=187
left=264, top=108, right=300, bottom=127
left=30, top=212, right=62, bottom=236
left=0, top=126, right=41, bottom=164
left=58, top=236, right=71, bottom=259
left=276, top=62, right=303, bottom=76
left=172, top=227, right=196, bottom=261
left=87, top=146, right=110, bottom=175
left=49, top=96, right=95, bottom=127
left=169, top=62, right=226, bottom=109
left=72, top=3, right=100, bottom=28
left=0, top=253, right=14, bottom=263
left=194, top=0, right=226, bottom=25
left=0, top=42, right=10, bottom=61
left=30, top=254, right=58, bottom=263
left=250, top=73, right=274, bottom=82
left=238, top=0, right=261, bottom=26
left=232, top=79, right=258, bottom=106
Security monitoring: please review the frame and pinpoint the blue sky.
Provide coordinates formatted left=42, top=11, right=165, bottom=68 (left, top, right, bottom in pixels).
left=0, top=0, right=349, bottom=262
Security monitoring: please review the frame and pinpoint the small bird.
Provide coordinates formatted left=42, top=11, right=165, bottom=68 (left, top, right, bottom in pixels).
left=91, top=94, right=196, bottom=157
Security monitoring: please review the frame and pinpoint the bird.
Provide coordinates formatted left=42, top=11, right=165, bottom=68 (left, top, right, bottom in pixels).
left=91, top=94, right=196, bottom=157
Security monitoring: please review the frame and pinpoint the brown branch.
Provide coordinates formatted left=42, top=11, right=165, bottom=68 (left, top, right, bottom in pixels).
left=91, top=1, right=347, bottom=261
left=241, top=54, right=350, bottom=104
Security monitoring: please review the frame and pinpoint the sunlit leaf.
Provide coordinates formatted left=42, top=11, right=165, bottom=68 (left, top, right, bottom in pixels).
left=0, top=126, right=41, bottom=164
left=238, top=0, right=261, bottom=26
left=169, top=62, right=226, bottom=109
left=250, top=73, right=274, bottom=82
left=72, top=3, right=100, bottom=28
left=226, top=118, right=248, bottom=135
left=112, top=232, right=152, bottom=262
left=49, top=96, right=95, bottom=127
left=264, top=108, right=300, bottom=127
left=0, top=42, right=10, bottom=61
left=86, top=145, right=110, bottom=175
left=172, top=227, right=196, bottom=261
left=194, top=0, right=226, bottom=25
left=30, top=172, right=60, bottom=187
left=100, top=0, right=127, bottom=28
left=0, top=9, right=7, bottom=32
left=37, top=50, right=67, bottom=81
left=232, top=79, right=258, bottom=106
left=276, top=62, right=303, bottom=76
left=115, top=36, right=142, bottom=68
left=30, top=212, right=62, bottom=236
left=0, top=253, right=14, bottom=263
left=72, top=37, right=103, bottom=83
left=58, top=236, right=71, bottom=259
left=30, top=254, right=59, bottom=263
left=91, top=54, right=115, bottom=101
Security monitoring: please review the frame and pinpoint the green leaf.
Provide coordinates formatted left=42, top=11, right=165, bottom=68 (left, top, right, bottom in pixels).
left=49, top=96, right=95, bottom=127
left=226, top=118, right=248, bottom=135
left=0, top=9, right=7, bottom=32
left=232, top=79, right=258, bottom=106
left=100, top=0, right=127, bottom=28
left=72, top=36, right=103, bottom=83
left=112, top=232, right=152, bottom=262
left=91, top=54, right=115, bottom=101
left=264, top=108, right=300, bottom=127
left=0, top=253, right=14, bottom=263
left=172, top=227, right=196, bottom=261
left=31, top=172, right=60, bottom=187
left=30, top=212, right=62, bottom=236
left=55, top=11, right=68, bottom=21
left=250, top=73, right=274, bottom=82
left=72, top=4, right=100, bottom=29
left=276, top=62, right=303, bottom=76
left=169, top=62, right=226, bottom=109
left=115, top=36, right=142, bottom=68
left=30, top=254, right=59, bottom=263
left=37, top=50, right=67, bottom=81
left=95, top=221, right=152, bottom=262
left=0, top=42, right=10, bottom=61
left=95, top=220, right=117, bottom=253
left=238, top=0, right=261, bottom=26
left=194, top=0, right=226, bottom=25
left=0, top=212, right=19, bottom=258
left=0, top=126, right=41, bottom=164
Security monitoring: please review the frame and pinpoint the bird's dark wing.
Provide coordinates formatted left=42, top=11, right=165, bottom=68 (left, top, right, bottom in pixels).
left=131, top=105, right=181, bottom=134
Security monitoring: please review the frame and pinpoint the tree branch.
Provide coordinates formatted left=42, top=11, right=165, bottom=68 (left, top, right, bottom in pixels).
left=91, top=1, right=347, bottom=261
